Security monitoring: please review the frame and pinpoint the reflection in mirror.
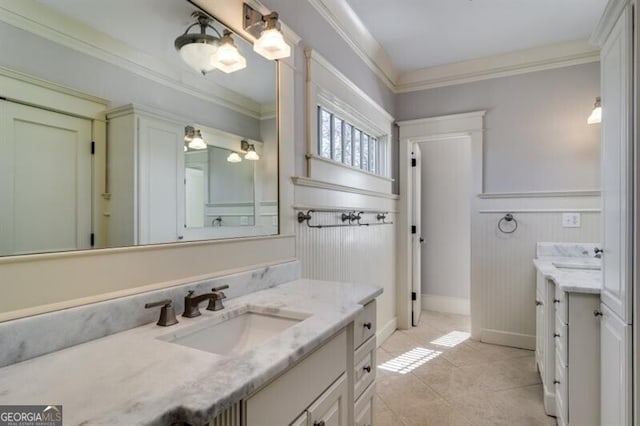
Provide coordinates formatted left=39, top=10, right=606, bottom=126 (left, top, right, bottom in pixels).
left=0, top=0, right=278, bottom=256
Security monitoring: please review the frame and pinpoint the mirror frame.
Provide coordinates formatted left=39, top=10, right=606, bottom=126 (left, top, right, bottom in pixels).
left=0, top=0, right=300, bottom=321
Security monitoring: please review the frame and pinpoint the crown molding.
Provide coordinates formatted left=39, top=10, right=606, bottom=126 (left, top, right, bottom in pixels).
left=0, top=0, right=272, bottom=119
left=307, top=0, right=398, bottom=91
left=396, top=39, right=600, bottom=93
left=589, top=0, right=629, bottom=47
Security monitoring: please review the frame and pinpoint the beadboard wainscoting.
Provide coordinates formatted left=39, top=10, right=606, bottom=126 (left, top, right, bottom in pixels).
left=293, top=178, right=398, bottom=345
left=471, top=191, right=601, bottom=349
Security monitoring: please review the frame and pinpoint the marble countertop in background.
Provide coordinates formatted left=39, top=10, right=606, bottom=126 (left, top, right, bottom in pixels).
left=0, top=279, right=382, bottom=425
left=533, top=256, right=602, bottom=294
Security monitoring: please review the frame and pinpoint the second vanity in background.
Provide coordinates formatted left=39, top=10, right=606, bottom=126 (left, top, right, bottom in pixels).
left=533, top=242, right=601, bottom=426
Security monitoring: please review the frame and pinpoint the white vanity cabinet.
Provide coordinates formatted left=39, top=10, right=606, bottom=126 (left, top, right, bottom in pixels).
left=553, top=287, right=600, bottom=426
left=107, top=104, right=185, bottom=246
left=352, top=300, right=376, bottom=426
left=535, top=271, right=557, bottom=416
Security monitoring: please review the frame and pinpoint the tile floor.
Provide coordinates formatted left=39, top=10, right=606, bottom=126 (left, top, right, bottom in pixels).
left=374, top=311, right=557, bottom=426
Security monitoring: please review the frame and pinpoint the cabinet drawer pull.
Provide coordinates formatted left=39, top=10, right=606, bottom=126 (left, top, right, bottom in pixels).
left=553, top=299, right=560, bottom=304
left=363, top=322, right=372, bottom=330
left=594, top=310, right=603, bottom=317
left=314, top=421, right=325, bottom=426
left=363, top=365, right=372, bottom=373
left=554, top=333, right=560, bottom=338
left=535, top=300, right=543, bottom=306
left=554, top=380, right=560, bottom=385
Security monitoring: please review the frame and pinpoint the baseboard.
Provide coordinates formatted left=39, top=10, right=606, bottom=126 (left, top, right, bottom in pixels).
left=421, top=294, right=470, bottom=315
left=480, top=328, right=535, bottom=350
left=376, top=316, right=397, bottom=347
left=543, top=384, right=557, bottom=417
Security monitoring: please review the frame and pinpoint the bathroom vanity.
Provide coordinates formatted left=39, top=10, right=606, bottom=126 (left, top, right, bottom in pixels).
left=0, top=262, right=381, bottom=426
left=533, top=243, right=601, bottom=426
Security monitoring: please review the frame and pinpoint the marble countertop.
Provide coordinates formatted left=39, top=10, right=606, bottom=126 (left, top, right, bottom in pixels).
left=533, top=257, right=602, bottom=294
left=0, top=279, right=382, bottom=425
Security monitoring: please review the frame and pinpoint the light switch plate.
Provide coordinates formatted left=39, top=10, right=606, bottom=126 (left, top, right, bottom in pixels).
left=562, top=212, right=581, bottom=228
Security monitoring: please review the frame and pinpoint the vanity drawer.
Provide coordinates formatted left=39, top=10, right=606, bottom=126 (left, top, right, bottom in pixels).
left=354, top=381, right=375, bottom=426
left=354, top=336, right=376, bottom=400
left=555, top=350, right=569, bottom=426
left=554, top=322, right=568, bottom=363
left=554, top=285, right=568, bottom=324
left=354, top=300, right=376, bottom=350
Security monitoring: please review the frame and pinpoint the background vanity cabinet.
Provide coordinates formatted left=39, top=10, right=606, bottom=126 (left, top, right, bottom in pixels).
left=553, top=287, right=600, bottom=426
left=107, top=105, right=185, bottom=246
left=535, top=272, right=557, bottom=416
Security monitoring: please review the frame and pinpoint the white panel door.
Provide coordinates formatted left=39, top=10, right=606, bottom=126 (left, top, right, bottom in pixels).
left=411, top=145, right=422, bottom=326
left=0, top=100, right=93, bottom=255
left=600, top=5, right=633, bottom=323
left=137, top=116, right=184, bottom=244
left=600, top=303, right=632, bottom=426
left=185, top=167, right=204, bottom=228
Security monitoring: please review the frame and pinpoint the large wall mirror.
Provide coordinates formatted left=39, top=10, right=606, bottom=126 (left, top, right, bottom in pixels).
left=0, top=0, right=278, bottom=257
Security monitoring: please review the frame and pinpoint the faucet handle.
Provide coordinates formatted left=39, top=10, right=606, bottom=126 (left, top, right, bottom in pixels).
left=145, top=299, right=178, bottom=327
left=212, top=284, right=229, bottom=293
left=207, top=285, right=230, bottom=311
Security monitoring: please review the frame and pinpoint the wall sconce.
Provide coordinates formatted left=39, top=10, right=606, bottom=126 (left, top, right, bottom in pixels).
left=241, top=139, right=260, bottom=161
left=175, top=11, right=246, bottom=74
left=243, top=4, right=291, bottom=60
left=227, top=151, right=242, bottom=163
left=587, top=97, right=602, bottom=124
left=184, top=126, right=207, bottom=150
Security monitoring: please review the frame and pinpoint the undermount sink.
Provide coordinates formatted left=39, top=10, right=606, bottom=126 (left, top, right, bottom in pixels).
left=158, top=305, right=311, bottom=356
left=552, top=261, right=601, bottom=271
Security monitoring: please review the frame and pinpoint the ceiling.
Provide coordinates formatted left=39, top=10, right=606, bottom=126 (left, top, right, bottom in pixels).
left=36, top=0, right=276, bottom=104
left=345, top=0, right=608, bottom=72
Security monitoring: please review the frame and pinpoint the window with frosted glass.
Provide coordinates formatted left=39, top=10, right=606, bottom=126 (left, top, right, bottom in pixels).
left=332, top=116, right=342, bottom=163
left=344, top=124, right=353, bottom=165
left=316, top=106, right=385, bottom=176
left=319, top=108, right=331, bottom=159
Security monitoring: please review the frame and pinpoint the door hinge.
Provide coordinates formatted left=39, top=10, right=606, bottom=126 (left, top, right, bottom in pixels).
left=411, top=158, right=416, bottom=167
left=412, top=292, right=417, bottom=301
left=91, top=141, right=95, bottom=155
left=411, top=225, right=417, bottom=234
left=90, top=233, right=95, bottom=247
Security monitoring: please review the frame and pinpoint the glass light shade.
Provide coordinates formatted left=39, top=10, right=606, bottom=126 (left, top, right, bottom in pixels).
left=188, top=132, right=207, bottom=150
left=212, top=39, right=246, bottom=74
left=245, top=145, right=259, bottom=161
left=179, top=42, right=218, bottom=75
left=254, top=28, right=291, bottom=60
left=227, top=152, right=242, bottom=163
left=587, top=106, right=602, bottom=124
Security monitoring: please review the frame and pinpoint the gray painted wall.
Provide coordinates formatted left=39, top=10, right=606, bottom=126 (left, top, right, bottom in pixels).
left=396, top=62, right=601, bottom=193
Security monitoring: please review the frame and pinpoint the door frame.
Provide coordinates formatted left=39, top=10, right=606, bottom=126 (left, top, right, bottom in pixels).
left=396, top=111, right=485, bottom=330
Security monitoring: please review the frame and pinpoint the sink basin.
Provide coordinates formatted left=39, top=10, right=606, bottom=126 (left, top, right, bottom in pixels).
left=552, top=261, right=601, bottom=271
left=158, top=305, right=311, bottom=356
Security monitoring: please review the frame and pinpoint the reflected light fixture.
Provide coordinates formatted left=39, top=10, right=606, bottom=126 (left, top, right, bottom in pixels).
left=227, top=151, right=242, bottom=163
left=174, top=11, right=222, bottom=75
left=243, top=4, right=291, bottom=60
left=587, top=96, right=602, bottom=124
left=184, top=126, right=207, bottom=150
left=212, top=30, right=247, bottom=74
left=241, top=139, right=260, bottom=160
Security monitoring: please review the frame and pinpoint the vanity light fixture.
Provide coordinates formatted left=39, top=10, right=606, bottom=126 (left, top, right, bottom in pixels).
left=227, top=151, right=242, bottom=163
left=211, top=30, right=247, bottom=73
left=587, top=96, right=602, bottom=124
left=184, top=126, right=207, bottom=150
left=243, top=4, right=291, bottom=60
left=241, top=139, right=260, bottom=161
left=175, top=11, right=222, bottom=75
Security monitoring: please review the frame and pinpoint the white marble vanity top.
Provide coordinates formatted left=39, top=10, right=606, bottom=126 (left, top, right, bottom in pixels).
left=533, top=242, right=602, bottom=294
left=0, top=279, right=382, bottom=425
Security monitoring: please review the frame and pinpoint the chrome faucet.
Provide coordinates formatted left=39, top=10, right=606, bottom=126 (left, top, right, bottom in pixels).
left=182, top=285, right=230, bottom=318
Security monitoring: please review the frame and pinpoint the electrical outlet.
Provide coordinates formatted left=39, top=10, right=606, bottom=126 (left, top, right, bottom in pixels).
left=562, top=212, right=581, bottom=228
left=240, top=216, right=248, bottom=226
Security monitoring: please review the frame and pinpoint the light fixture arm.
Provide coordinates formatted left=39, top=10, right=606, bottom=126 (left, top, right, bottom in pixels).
left=243, top=4, right=280, bottom=37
